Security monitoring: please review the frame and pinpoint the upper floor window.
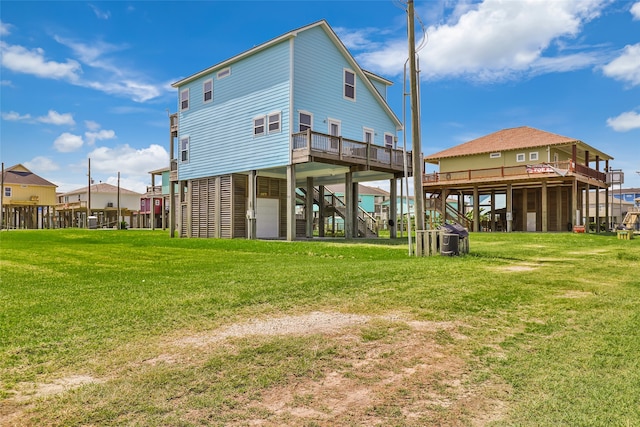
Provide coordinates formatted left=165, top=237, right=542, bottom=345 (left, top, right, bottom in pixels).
left=254, top=116, right=266, bottom=136
left=490, top=152, right=501, bottom=159
left=180, top=88, right=189, bottom=111
left=217, top=67, right=231, bottom=79
left=344, top=69, right=355, bottom=100
left=529, top=152, right=539, bottom=161
left=4, top=187, right=11, bottom=197
left=203, top=79, right=213, bottom=103
left=299, top=111, right=312, bottom=132
left=384, top=133, right=394, bottom=148
left=363, top=128, right=374, bottom=144
left=268, top=112, right=281, bottom=134
left=180, top=136, right=189, bottom=162
left=516, top=153, right=525, bottom=162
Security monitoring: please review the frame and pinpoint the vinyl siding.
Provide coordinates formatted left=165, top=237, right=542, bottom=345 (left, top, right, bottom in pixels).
left=178, top=40, right=291, bottom=181
left=292, top=26, right=397, bottom=145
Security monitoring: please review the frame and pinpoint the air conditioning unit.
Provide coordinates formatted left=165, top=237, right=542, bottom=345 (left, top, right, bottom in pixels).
left=106, top=202, right=114, bottom=208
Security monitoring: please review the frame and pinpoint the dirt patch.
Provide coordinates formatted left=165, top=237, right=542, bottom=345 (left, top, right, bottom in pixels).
left=497, top=264, right=539, bottom=272
left=557, top=290, right=593, bottom=298
left=11, top=375, right=102, bottom=402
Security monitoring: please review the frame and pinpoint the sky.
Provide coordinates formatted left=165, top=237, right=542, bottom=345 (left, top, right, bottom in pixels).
left=1, top=0, right=639, bottom=195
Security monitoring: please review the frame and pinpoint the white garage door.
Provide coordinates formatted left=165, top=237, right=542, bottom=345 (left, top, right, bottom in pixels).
left=256, top=198, right=279, bottom=238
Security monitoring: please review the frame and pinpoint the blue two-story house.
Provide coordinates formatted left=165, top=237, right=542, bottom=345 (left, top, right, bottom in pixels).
left=170, top=20, right=410, bottom=240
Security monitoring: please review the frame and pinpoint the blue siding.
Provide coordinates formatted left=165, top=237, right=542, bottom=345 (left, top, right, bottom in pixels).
left=292, top=26, right=397, bottom=145
left=369, top=78, right=388, bottom=100
left=178, top=40, right=291, bottom=180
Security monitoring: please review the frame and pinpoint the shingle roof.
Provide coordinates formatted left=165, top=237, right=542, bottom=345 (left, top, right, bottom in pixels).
left=2, top=164, right=57, bottom=187
left=60, top=182, right=142, bottom=196
left=425, top=126, right=612, bottom=161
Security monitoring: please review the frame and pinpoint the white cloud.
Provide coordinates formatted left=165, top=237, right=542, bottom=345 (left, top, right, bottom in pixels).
left=0, top=41, right=81, bottom=81
left=105, top=176, right=147, bottom=194
left=24, top=156, right=59, bottom=172
left=88, top=144, right=169, bottom=177
left=354, top=0, right=609, bottom=82
left=85, top=120, right=101, bottom=131
left=2, top=111, right=31, bottom=121
left=53, top=132, right=84, bottom=152
left=0, top=20, right=11, bottom=36
left=85, top=79, right=161, bottom=103
left=38, top=110, right=76, bottom=126
left=606, top=110, right=640, bottom=132
left=631, top=2, right=640, bottom=20
left=89, top=4, right=111, bottom=20
left=1, top=80, right=13, bottom=87
left=85, top=129, right=116, bottom=146
left=602, top=43, right=640, bottom=86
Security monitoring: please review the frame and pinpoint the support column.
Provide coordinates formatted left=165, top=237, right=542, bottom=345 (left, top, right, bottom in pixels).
left=441, top=188, right=448, bottom=224
left=542, top=180, right=548, bottom=232
left=571, top=178, right=578, bottom=227
left=247, top=170, right=257, bottom=240
left=318, top=186, right=325, bottom=237
left=345, top=172, right=353, bottom=239
left=556, top=187, right=563, bottom=231
left=506, top=184, right=513, bottom=232
left=390, top=178, right=397, bottom=239
left=352, top=180, right=359, bottom=238
left=595, top=156, right=600, bottom=233
left=491, top=190, right=496, bottom=232
left=605, top=160, right=610, bottom=230
left=306, top=176, right=314, bottom=238
left=286, top=165, right=296, bottom=241
left=585, top=182, right=590, bottom=233
left=473, top=186, right=480, bottom=232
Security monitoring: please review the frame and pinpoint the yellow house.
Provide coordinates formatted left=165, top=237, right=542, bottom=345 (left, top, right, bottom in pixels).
left=423, top=126, right=614, bottom=232
left=1, top=164, right=58, bottom=229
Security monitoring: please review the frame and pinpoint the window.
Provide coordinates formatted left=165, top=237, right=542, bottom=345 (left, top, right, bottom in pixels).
left=363, top=128, right=374, bottom=144
left=529, top=152, right=539, bottom=161
left=180, top=136, right=189, bottom=162
left=344, top=69, right=355, bottom=100
left=268, top=112, right=281, bottom=134
left=490, top=152, right=501, bottom=159
left=180, top=88, right=189, bottom=111
left=384, top=133, right=394, bottom=148
left=254, top=116, right=266, bottom=136
left=203, top=79, right=213, bottom=103
left=4, top=187, right=11, bottom=197
left=299, top=111, right=312, bottom=132
left=328, top=119, right=341, bottom=150
left=516, top=153, right=526, bottom=162
left=217, top=67, right=231, bottom=79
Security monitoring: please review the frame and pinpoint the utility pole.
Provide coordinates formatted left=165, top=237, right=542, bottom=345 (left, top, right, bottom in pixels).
left=408, top=0, right=425, bottom=251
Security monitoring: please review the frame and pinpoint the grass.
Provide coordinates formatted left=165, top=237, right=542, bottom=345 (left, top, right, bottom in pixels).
left=1, top=229, right=639, bottom=426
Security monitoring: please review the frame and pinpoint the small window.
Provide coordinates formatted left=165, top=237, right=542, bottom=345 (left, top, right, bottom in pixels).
left=516, top=153, right=525, bottom=162
left=217, top=67, right=231, bottom=79
left=299, top=111, right=312, bottom=132
left=344, top=69, right=355, bottom=100
left=180, top=136, right=189, bottom=163
left=180, top=88, right=189, bottom=111
left=384, top=133, right=394, bottom=148
left=363, top=128, right=374, bottom=144
left=203, top=79, right=213, bottom=103
left=490, top=152, right=501, bottom=159
left=553, top=152, right=559, bottom=163
left=529, top=152, right=539, bottom=161
left=4, top=187, right=11, bottom=197
left=268, top=112, right=281, bottom=134
left=254, top=116, right=266, bottom=136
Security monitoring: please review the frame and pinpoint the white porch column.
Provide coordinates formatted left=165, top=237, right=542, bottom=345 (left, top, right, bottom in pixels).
left=345, top=172, right=353, bottom=239
left=389, top=178, right=397, bottom=238
left=286, top=165, right=296, bottom=241
left=506, top=184, right=513, bottom=232
left=306, top=176, right=314, bottom=238
left=247, top=170, right=257, bottom=240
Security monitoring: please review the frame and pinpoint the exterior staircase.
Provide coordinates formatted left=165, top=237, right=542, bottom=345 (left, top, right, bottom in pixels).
left=622, top=207, right=640, bottom=232
left=425, top=191, right=472, bottom=229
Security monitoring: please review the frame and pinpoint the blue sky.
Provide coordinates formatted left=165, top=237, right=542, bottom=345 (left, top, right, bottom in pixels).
left=1, top=0, right=639, bottom=194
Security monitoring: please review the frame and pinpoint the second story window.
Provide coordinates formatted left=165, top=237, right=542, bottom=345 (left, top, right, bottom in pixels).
left=4, top=187, right=11, bottom=197
left=180, top=88, right=189, bottom=111
left=516, top=153, right=525, bottom=162
left=384, top=133, right=394, bottom=148
left=180, top=136, right=189, bottom=163
left=344, top=69, right=355, bottom=100
left=364, top=128, right=374, bottom=144
left=299, top=111, right=312, bottom=132
left=254, top=116, right=266, bottom=136
left=529, top=152, right=539, bottom=161
left=268, top=112, right=281, bottom=134
left=203, top=79, right=213, bottom=103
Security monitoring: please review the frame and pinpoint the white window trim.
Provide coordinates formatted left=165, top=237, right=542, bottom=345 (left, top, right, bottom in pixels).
left=529, top=152, right=539, bottom=161
left=253, top=115, right=266, bottom=137
left=203, top=79, right=213, bottom=103
left=4, top=187, right=12, bottom=197
left=217, top=67, right=231, bottom=79
left=328, top=118, right=341, bottom=136
left=299, top=111, right=313, bottom=132
left=180, top=88, right=189, bottom=111
left=180, top=136, right=190, bottom=163
left=384, top=132, right=394, bottom=148
left=363, top=127, right=374, bottom=144
left=516, top=153, right=525, bottom=162
left=267, top=111, right=281, bottom=134
left=344, top=68, right=356, bottom=101
left=490, top=152, right=501, bottom=159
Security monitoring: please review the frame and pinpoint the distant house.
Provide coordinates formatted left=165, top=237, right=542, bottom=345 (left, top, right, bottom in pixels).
left=170, top=20, right=408, bottom=240
left=423, top=126, right=614, bottom=232
left=55, top=183, right=141, bottom=228
left=1, top=164, right=57, bottom=229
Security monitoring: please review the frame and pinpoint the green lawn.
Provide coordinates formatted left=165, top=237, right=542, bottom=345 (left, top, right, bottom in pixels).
left=1, top=229, right=638, bottom=426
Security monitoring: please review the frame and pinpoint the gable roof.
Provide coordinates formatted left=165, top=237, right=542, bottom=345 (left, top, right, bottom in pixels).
left=2, top=164, right=57, bottom=187
left=171, top=20, right=401, bottom=129
left=60, top=182, right=141, bottom=196
left=425, top=126, right=613, bottom=163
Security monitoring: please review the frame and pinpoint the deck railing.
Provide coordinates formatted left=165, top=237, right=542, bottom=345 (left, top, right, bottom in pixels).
left=423, top=160, right=607, bottom=185
left=292, top=130, right=410, bottom=172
